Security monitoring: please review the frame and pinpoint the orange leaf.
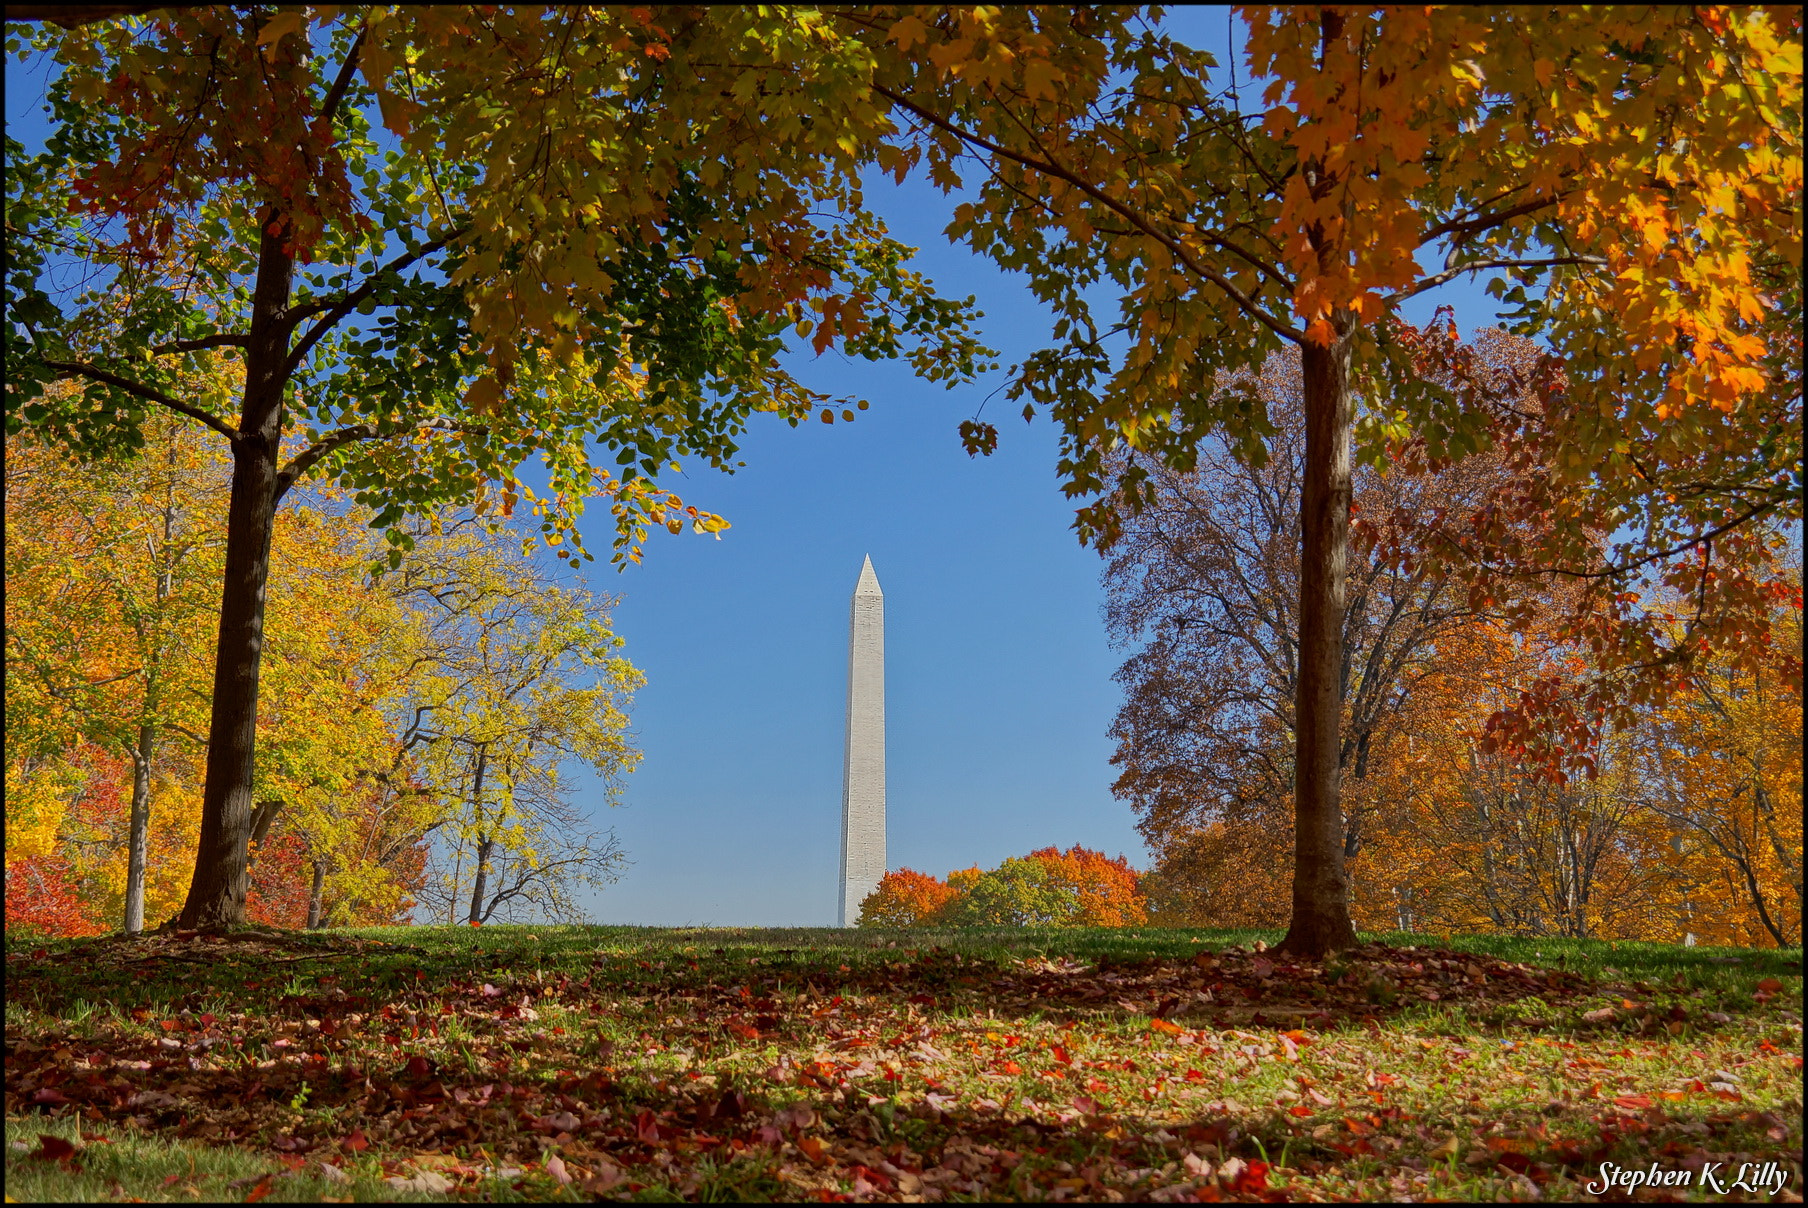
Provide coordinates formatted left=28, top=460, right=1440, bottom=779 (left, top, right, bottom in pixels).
left=1149, top=1018, right=1183, bottom=1035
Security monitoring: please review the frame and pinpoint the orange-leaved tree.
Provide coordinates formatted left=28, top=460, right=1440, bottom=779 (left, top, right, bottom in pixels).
left=856, top=5, right=1801, bottom=955
left=855, top=868, right=959, bottom=928
left=1027, top=846, right=1148, bottom=927
left=856, top=849, right=1148, bottom=927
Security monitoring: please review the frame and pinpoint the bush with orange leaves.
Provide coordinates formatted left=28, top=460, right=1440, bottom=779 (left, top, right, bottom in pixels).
left=856, top=868, right=958, bottom=927
left=856, top=847, right=1148, bottom=928
left=1026, top=846, right=1148, bottom=926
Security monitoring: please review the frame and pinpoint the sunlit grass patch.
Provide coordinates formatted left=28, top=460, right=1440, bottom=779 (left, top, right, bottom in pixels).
left=5, top=925, right=1799, bottom=1201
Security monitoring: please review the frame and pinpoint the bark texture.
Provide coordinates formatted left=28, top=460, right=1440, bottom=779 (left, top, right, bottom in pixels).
left=1278, top=324, right=1360, bottom=958
left=177, top=216, right=293, bottom=930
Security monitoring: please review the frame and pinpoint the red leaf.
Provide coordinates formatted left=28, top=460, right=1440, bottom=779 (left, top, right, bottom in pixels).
left=344, top=1129, right=369, bottom=1153
left=636, top=1108, right=662, bottom=1145
left=244, top=1175, right=275, bottom=1203
left=998, top=1060, right=1023, bottom=1075
left=1613, top=1094, right=1653, bottom=1110
left=33, top=1135, right=76, bottom=1162
left=1287, top=1105, right=1313, bottom=1117
left=1052, top=1045, right=1074, bottom=1066
left=1756, top=977, right=1783, bottom=993
left=1230, top=1159, right=1270, bottom=1193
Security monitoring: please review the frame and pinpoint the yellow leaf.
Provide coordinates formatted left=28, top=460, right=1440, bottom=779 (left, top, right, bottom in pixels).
left=256, top=11, right=307, bottom=48
left=889, top=15, right=929, bottom=52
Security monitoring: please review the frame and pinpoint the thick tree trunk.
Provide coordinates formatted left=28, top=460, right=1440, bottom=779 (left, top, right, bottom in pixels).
left=123, top=723, right=154, bottom=933
left=1279, top=323, right=1360, bottom=959
left=177, top=213, right=293, bottom=931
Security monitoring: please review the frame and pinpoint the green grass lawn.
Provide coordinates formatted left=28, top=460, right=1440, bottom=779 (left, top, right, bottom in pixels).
left=5, top=924, right=1801, bottom=1201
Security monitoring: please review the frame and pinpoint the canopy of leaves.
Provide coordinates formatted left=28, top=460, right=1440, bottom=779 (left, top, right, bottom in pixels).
left=4, top=7, right=996, bottom=562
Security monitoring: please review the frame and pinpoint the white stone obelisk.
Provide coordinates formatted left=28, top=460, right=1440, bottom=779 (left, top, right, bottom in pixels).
left=838, top=555, right=886, bottom=926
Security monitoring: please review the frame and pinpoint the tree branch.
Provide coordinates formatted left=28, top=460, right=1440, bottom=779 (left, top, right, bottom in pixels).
left=869, top=83, right=1305, bottom=346
left=2, top=4, right=171, bottom=26
left=1418, top=194, right=1560, bottom=249
left=275, top=416, right=489, bottom=498
left=1400, top=256, right=1607, bottom=300
left=42, top=358, right=239, bottom=443
left=283, top=231, right=463, bottom=373
left=152, top=333, right=250, bottom=355
left=317, top=21, right=368, bottom=127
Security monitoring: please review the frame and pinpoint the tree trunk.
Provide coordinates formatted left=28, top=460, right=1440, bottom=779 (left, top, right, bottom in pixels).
left=123, top=723, right=154, bottom=933
left=177, top=212, right=294, bottom=931
left=1278, top=321, right=1360, bottom=959
left=468, top=834, right=495, bottom=925
left=465, top=745, right=493, bottom=924
left=306, top=859, right=328, bottom=929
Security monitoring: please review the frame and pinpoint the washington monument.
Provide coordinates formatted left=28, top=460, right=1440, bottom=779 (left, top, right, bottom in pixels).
left=838, top=555, right=886, bottom=926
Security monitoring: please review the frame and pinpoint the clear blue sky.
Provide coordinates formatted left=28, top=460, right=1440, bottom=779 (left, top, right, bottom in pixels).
left=6, top=11, right=1499, bottom=927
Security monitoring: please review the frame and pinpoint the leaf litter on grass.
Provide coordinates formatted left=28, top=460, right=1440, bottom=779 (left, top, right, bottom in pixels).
left=5, top=926, right=1801, bottom=1201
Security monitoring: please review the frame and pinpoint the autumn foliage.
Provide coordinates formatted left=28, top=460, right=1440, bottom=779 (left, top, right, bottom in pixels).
left=857, top=848, right=1148, bottom=928
left=852, top=868, right=957, bottom=928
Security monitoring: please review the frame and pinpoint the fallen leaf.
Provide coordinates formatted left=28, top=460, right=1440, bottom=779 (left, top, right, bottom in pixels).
left=545, top=1153, right=572, bottom=1185
left=32, top=1135, right=76, bottom=1162
left=385, top=1170, right=454, bottom=1193
left=584, top=1160, right=627, bottom=1194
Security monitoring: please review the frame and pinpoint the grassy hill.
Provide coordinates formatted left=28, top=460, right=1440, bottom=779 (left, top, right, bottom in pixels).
left=5, top=925, right=1801, bottom=1201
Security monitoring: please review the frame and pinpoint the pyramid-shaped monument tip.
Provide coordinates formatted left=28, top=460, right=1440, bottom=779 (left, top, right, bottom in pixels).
left=855, top=554, right=882, bottom=596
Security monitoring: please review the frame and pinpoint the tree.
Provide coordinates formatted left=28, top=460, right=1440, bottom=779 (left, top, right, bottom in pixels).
left=383, top=516, right=640, bottom=927
left=5, top=7, right=992, bottom=929
left=938, top=857, right=1079, bottom=927
left=5, top=415, right=438, bottom=933
left=857, top=849, right=1148, bottom=928
left=856, top=868, right=959, bottom=928
left=5, top=412, right=220, bottom=931
left=1104, top=347, right=1510, bottom=899
left=1027, top=845, right=1148, bottom=927
left=1632, top=584, right=1803, bottom=947
left=855, top=5, right=1800, bottom=954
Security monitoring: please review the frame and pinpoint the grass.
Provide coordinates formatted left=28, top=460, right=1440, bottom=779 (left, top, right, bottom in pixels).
left=5, top=924, right=1801, bottom=1202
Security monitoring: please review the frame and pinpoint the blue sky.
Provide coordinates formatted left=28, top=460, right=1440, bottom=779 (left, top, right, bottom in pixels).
left=6, top=11, right=1501, bottom=926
